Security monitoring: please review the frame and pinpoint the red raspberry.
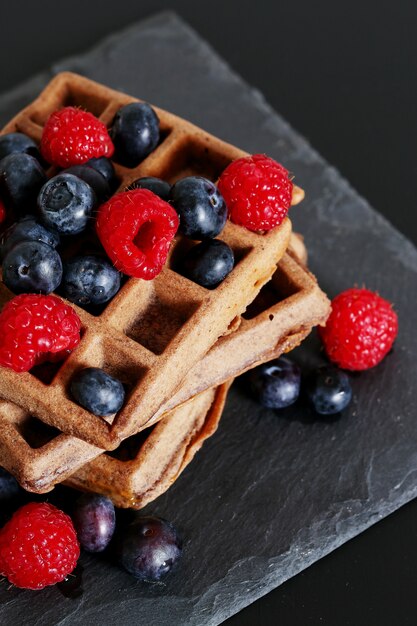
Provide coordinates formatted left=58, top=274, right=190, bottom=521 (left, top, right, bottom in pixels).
left=218, top=153, right=293, bottom=231
left=0, top=198, right=6, bottom=225
left=0, top=294, right=81, bottom=372
left=40, top=106, right=114, bottom=167
left=0, top=502, right=80, bottom=590
left=96, top=188, right=179, bottom=280
left=319, top=288, right=398, bottom=371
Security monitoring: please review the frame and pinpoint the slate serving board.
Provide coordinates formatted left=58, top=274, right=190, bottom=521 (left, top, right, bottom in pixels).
left=0, top=11, right=416, bottom=626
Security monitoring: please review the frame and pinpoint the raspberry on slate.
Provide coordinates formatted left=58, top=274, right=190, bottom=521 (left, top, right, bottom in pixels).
left=218, top=153, right=293, bottom=232
left=0, top=294, right=81, bottom=372
left=319, top=288, right=399, bottom=371
left=40, top=106, right=114, bottom=168
left=0, top=198, right=6, bottom=225
left=96, top=188, right=179, bottom=280
left=0, top=502, right=80, bottom=590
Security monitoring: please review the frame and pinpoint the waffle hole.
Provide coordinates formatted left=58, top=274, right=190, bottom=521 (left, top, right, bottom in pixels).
left=29, top=87, right=110, bottom=126
left=164, top=137, right=232, bottom=184
left=30, top=361, right=65, bottom=385
left=16, top=415, right=61, bottom=449
left=105, top=425, right=155, bottom=462
left=242, top=271, right=300, bottom=320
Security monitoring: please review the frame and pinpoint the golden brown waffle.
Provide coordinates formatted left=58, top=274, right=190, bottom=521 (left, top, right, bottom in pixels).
left=0, top=241, right=330, bottom=494
left=66, top=383, right=231, bottom=509
left=0, top=72, right=304, bottom=449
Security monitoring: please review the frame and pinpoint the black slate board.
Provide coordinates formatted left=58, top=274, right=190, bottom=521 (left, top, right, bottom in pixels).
left=0, top=11, right=416, bottom=626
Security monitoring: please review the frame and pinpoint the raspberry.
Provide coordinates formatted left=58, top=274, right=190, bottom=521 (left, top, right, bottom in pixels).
left=0, top=294, right=81, bottom=372
left=40, top=106, right=114, bottom=168
left=0, top=502, right=80, bottom=590
left=218, top=154, right=293, bottom=231
left=96, top=189, right=179, bottom=280
left=319, top=288, right=398, bottom=371
left=0, top=198, right=6, bottom=225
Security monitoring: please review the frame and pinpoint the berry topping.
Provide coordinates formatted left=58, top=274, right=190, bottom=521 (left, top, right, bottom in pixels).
left=319, top=288, right=398, bottom=371
left=2, top=240, right=63, bottom=295
left=218, top=154, right=293, bottom=231
left=38, top=173, right=96, bottom=235
left=61, top=255, right=121, bottom=308
left=306, top=366, right=352, bottom=415
left=182, top=239, right=234, bottom=288
left=0, top=294, right=81, bottom=372
left=0, top=502, right=80, bottom=590
left=0, top=153, right=47, bottom=214
left=70, top=367, right=125, bottom=416
left=40, top=106, right=114, bottom=168
left=170, top=176, right=227, bottom=239
left=86, top=156, right=116, bottom=184
left=64, top=165, right=111, bottom=204
left=0, top=132, right=40, bottom=162
left=0, top=216, right=60, bottom=261
left=72, top=494, right=116, bottom=553
left=250, top=357, right=301, bottom=409
left=110, top=102, right=160, bottom=168
left=129, top=176, right=171, bottom=201
left=96, top=189, right=179, bottom=280
left=119, top=516, right=182, bottom=581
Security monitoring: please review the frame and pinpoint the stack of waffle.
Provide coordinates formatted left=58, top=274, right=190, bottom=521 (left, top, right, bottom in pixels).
left=0, top=74, right=330, bottom=509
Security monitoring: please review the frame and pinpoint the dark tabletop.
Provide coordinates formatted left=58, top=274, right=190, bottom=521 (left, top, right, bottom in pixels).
left=0, top=2, right=416, bottom=624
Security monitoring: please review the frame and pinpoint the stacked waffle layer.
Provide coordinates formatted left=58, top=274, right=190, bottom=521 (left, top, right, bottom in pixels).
left=0, top=74, right=330, bottom=508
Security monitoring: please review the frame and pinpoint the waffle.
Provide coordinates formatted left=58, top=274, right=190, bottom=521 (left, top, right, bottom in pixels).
left=0, top=239, right=330, bottom=493
left=0, top=72, right=304, bottom=449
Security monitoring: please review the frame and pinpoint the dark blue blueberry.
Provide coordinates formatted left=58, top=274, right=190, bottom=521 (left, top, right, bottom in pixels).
left=0, top=132, right=40, bottom=161
left=119, top=516, right=182, bottom=581
left=110, top=102, right=160, bottom=168
left=0, top=467, right=21, bottom=503
left=182, top=239, right=234, bottom=288
left=61, top=255, right=121, bottom=307
left=0, top=153, right=46, bottom=214
left=86, top=157, right=116, bottom=185
left=0, top=216, right=60, bottom=261
left=129, top=176, right=171, bottom=201
left=64, top=165, right=110, bottom=204
left=70, top=367, right=125, bottom=417
left=2, top=240, right=63, bottom=295
left=72, top=494, right=116, bottom=553
left=170, top=176, right=227, bottom=239
left=37, top=173, right=96, bottom=235
left=250, top=357, right=301, bottom=409
left=306, top=366, right=352, bottom=415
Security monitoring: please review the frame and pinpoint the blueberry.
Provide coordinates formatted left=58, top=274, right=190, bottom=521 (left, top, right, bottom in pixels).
left=61, top=255, right=121, bottom=307
left=0, top=153, right=47, bottom=214
left=170, top=176, right=227, bottom=239
left=182, top=239, right=234, bottom=288
left=129, top=176, right=171, bottom=201
left=119, top=516, right=182, bottom=581
left=250, top=357, right=301, bottom=409
left=306, top=366, right=352, bottom=415
left=2, top=240, right=63, bottom=295
left=64, top=165, right=110, bottom=204
left=37, top=173, right=96, bottom=235
left=0, top=132, right=40, bottom=161
left=0, top=467, right=21, bottom=503
left=86, top=157, right=116, bottom=185
left=0, top=216, right=60, bottom=261
left=72, top=494, right=116, bottom=553
left=70, top=367, right=125, bottom=417
left=110, top=102, right=160, bottom=168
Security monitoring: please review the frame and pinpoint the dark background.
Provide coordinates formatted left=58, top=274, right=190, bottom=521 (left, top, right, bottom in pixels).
left=1, top=1, right=416, bottom=624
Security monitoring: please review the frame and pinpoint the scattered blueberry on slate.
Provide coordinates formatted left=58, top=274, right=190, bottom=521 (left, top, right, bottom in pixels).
left=0, top=467, right=21, bottom=504
left=0, top=216, right=60, bottom=261
left=110, top=102, right=160, bottom=168
left=37, top=173, right=96, bottom=235
left=70, top=367, right=125, bottom=417
left=72, top=494, right=116, bottom=553
left=250, top=357, right=301, bottom=409
left=182, top=239, right=234, bottom=288
left=119, top=516, right=183, bottom=581
left=86, top=156, right=116, bottom=185
left=0, top=153, right=46, bottom=214
left=170, top=176, right=227, bottom=239
left=64, top=165, right=110, bottom=204
left=0, top=132, right=40, bottom=161
left=129, top=176, right=171, bottom=201
left=61, top=255, right=121, bottom=307
left=2, top=240, right=63, bottom=295
left=306, top=365, right=352, bottom=415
